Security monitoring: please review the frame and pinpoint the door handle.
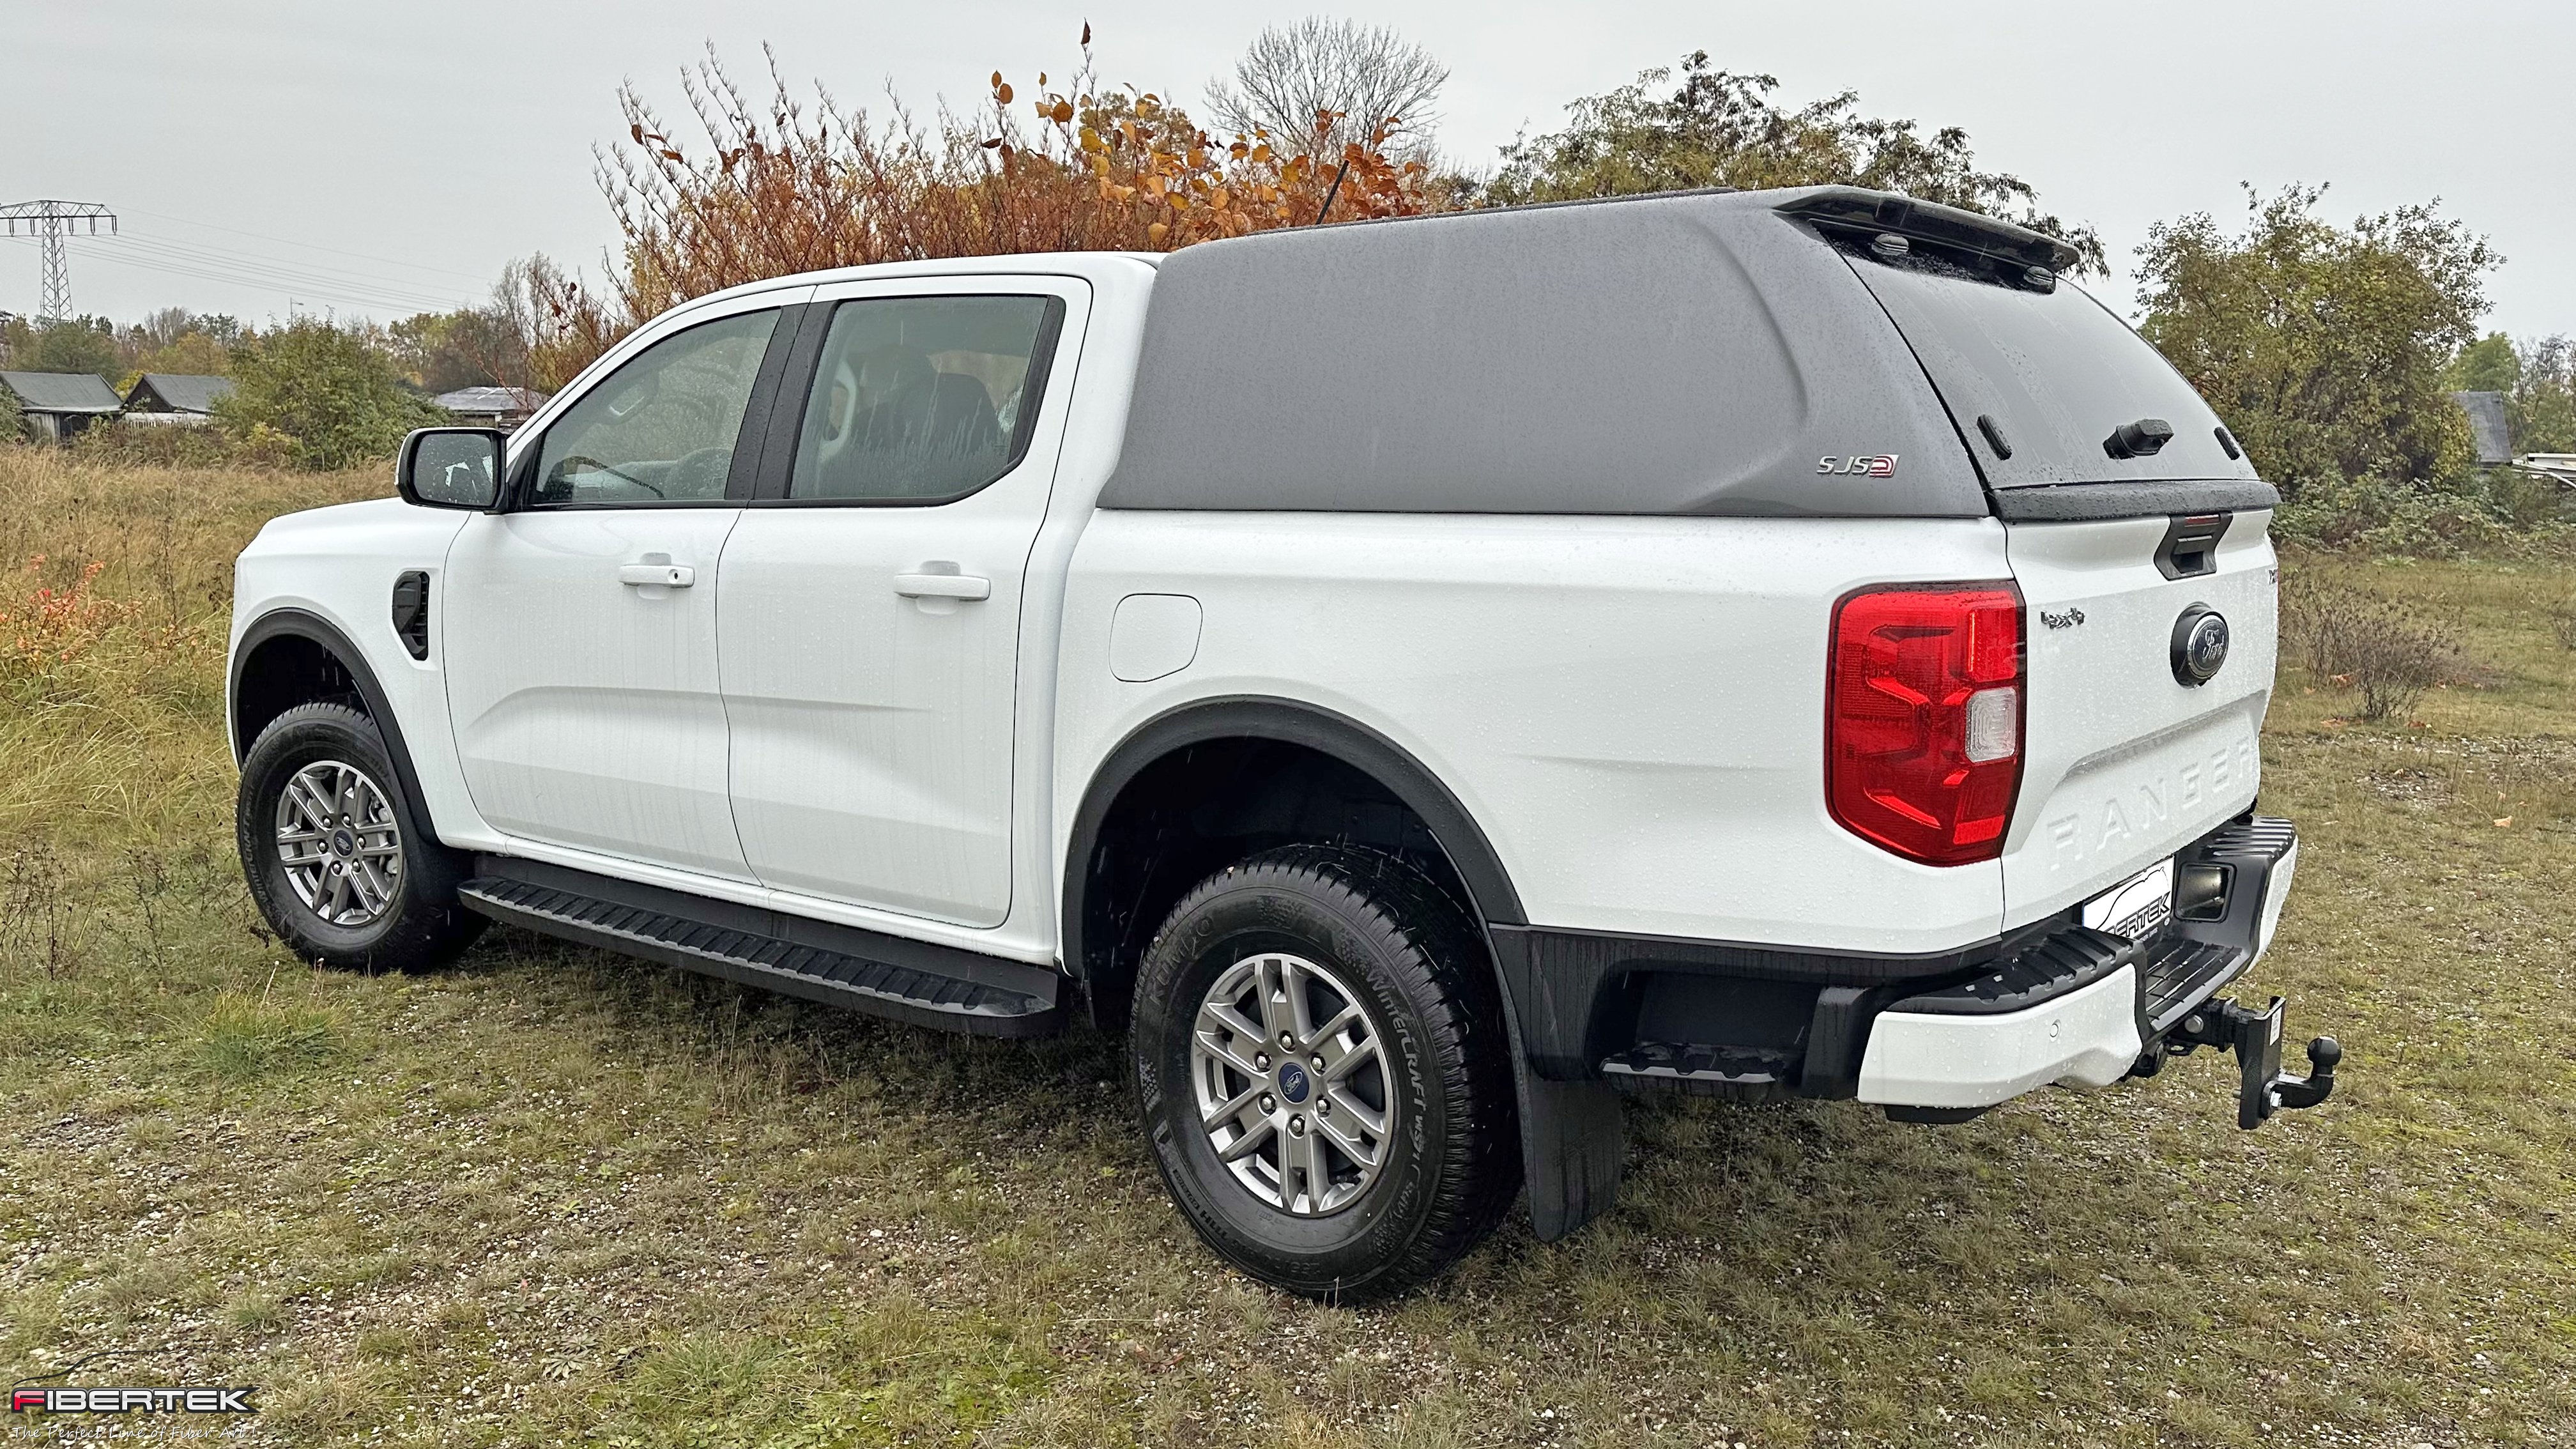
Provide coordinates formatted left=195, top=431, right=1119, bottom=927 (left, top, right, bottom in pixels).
left=894, top=572, right=992, bottom=601
left=618, top=564, right=695, bottom=588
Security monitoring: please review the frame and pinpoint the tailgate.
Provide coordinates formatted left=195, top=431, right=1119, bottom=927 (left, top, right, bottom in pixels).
left=2000, top=512, right=2276, bottom=926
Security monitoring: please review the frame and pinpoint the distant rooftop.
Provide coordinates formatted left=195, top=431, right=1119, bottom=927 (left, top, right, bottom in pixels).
left=2451, top=390, right=2512, bottom=465
left=436, top=385, right=547, bottom=415
left=0, top=370, right=123, bottom=415
left=126, top=372, right=234, bottom=414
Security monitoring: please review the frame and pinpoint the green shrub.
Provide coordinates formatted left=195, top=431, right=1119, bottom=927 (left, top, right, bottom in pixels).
left=2280, top=571, right=2462, bottom=721
left=211, top=318, right=445, bottom=470
left=2273, top=471, right=2576, bottom=558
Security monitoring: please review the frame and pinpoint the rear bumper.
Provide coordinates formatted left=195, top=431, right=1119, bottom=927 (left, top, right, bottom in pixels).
left=1858, top=818, right=2301, bottom=1110
left=1509, top=812, right=2315, bottom=1112
left=1857, top=962, right=2144, bottom=1108
left=1498, top=812, right=2329, bottom=1241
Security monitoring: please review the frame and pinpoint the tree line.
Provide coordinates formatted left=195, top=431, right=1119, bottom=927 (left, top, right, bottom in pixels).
left=5, top=24, right=2566, bottom=550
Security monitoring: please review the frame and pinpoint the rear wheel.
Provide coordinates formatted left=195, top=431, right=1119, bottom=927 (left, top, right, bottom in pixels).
left=1131, top=845, right=1519, bottom=1298
left=237, top=702, right=485, bottom=972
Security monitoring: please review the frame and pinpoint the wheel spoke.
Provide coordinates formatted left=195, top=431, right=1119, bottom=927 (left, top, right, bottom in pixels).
left=1201, top=1000, right=1267, bottom=1052
left=1280, top=956, right=1321, bottom=1043
left=1315, top=1109, right=1379, bottom=1169
left=284, top=778, right=334, bottom=832
left=1200, top=1080, right=1265, bottom=1130
left=1192, top=1028, right=1266, bottom=1082
left=1321, top=1030, right=1383, bottom=1084
left=1284, top=1126, right=1329, bottom=1210
left=1217, top=1115, right=1276, bottom=1162
left=1254, top=956, right=1294, bottom=1043
left=1310, top=1001, right=1363, bottom=1048
left=1324, top=1085, right=1385, bottom=1137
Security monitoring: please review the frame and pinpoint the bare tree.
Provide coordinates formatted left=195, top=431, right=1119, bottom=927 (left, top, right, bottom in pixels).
left=1205, top=18, right=1448, bottom=157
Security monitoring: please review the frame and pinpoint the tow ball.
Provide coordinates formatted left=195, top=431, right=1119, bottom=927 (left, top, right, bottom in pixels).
left=2165, top=996, right=2341, bottom=1130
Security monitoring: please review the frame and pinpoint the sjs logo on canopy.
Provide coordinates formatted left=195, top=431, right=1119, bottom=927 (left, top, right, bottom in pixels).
left=1816, top=454, right=1899, bottom=478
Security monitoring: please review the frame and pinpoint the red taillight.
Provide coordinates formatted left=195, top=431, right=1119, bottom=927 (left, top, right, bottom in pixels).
left=1826, top=583, right=2025, bottom=866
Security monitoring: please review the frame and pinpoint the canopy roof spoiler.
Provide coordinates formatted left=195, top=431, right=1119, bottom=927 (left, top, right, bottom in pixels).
left=1775, top=187, right=2083, bottom=275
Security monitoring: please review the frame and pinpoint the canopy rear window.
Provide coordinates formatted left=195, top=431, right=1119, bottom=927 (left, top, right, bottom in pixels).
left=1839, top=243, right=2260, bottom=491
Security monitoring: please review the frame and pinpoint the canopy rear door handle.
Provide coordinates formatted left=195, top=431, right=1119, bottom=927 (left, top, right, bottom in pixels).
left=894, top=572, right=992, bottom=601
left=618, top=564, right=695, bottom=588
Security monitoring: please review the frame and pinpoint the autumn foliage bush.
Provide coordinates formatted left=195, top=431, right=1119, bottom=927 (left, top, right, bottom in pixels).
left=529, top=29, right=1436, bottom=388
left=1, top=556, right=136, bottom=700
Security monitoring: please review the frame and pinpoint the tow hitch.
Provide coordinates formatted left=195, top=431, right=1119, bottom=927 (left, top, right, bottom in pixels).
left=2167, top=997, right=2341, bottom=1128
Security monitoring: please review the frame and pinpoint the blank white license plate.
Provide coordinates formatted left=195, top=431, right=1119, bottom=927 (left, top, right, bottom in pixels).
left=2082, top=857, right=2175, bottom=942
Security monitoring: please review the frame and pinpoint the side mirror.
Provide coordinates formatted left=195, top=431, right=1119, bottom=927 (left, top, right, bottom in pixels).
left=397, top=427, right=506, bottom=510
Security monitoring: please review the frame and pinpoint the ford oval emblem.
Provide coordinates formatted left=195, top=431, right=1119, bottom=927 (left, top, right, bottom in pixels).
left=2171, top=604, right=2230, bottom=686
left=1276, top=1061, right=1312, bottom=1104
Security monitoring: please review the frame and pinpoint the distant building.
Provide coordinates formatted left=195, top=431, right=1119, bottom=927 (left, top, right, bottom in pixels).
left=123, top=372, right=234, bottom=422
left=435, top=385, right=548, bottom=430
left=2451, top=390, right=2512, bottom=465
left=0, top=370, right=124, bottom=443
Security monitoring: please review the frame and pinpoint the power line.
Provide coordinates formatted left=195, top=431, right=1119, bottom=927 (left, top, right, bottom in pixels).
left=6, top=226, right=485, bottom=319
left=118, top=205, right=497, bottom=284
left=109, top=236, right=475, bottom=310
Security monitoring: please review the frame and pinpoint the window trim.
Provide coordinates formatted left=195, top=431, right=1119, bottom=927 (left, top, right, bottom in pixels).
left=502, top=299, right=806, bottom=514
left=749, top=292, right=1070, bottom=509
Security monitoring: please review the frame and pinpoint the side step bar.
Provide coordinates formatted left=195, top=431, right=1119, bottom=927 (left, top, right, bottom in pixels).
left=457, top=857, right=1063, bottom=1038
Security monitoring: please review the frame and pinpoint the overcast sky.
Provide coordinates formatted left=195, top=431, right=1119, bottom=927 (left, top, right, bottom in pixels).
left=4, top=0, right=2570, bottom=340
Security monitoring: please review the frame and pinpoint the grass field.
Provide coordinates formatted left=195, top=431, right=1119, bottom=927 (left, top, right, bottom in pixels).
left=2, top=450, right=2572, bottom=1448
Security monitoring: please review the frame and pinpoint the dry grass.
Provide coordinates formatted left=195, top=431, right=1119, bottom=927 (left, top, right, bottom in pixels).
left=3, top=452, right=2572, bottom=1447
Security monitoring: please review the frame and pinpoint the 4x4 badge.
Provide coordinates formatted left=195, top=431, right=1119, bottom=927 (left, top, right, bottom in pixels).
left=1816, top=454, right=1899, bottom=478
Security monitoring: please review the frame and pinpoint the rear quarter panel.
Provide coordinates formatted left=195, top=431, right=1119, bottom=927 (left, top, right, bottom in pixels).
left=1057, top=511, right=2017, bottom=953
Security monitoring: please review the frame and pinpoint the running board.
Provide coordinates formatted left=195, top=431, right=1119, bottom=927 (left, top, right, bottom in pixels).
left=457, top=857, right=1062, bottom=1038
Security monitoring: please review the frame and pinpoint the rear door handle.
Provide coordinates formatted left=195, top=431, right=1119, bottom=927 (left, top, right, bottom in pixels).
left=894, top=572, right=992, bottom=601
left=618, top=564, right=695, bottom=588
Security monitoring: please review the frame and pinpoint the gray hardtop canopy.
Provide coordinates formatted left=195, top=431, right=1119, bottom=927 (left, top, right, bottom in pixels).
left=1098, top=186, right=1989, bottom=518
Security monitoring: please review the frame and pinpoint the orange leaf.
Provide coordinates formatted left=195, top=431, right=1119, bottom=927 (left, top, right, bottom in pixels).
left=1052, top=100, right=1075, bottom=124
left=991, top=71, right=1003, bottom=89
left=996, top=82, right=1014, bottom=104
left=1147, top=221, right=1169, bottom=245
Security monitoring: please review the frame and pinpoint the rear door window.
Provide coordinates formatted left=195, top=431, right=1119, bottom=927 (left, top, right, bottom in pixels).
left=786, top=295, right=1064, bottom=503
left=1843, top=250, right=2257, bottom=489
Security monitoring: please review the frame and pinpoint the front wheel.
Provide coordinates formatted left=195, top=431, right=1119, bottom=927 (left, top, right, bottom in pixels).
left=236, top=702, right=486, bottom=972
left=1131, top=845, right=1521, bottom=1299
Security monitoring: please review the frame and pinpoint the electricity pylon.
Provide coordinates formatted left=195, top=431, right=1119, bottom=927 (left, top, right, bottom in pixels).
left=1, top=201, right=118, bottom=323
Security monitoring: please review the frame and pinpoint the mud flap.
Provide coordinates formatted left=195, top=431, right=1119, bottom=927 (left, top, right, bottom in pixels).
left=1519, top=1070, right=1623, bottom=1241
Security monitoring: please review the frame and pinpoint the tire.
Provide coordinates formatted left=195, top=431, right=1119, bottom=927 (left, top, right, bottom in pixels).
left=236, top=702, right=486, bottom=972
left=1131, top=845, right=1521, bottom=1299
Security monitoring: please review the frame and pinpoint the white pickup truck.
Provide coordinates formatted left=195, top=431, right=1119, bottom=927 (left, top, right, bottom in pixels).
left=228, top=186, right=2337, bottom=1297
